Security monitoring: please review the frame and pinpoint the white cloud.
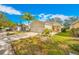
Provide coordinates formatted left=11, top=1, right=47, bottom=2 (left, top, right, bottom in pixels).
left=0, top=5, right=22, bottom=15
left=38, top=14, right=70, bottom=21
left=38, top=13, right=52, bottom=21
left=50, top=14, right=69, bottom=20
left=38, top=13, right=51, bottom=18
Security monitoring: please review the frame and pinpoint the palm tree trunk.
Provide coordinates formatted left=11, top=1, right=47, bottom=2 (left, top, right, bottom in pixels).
left=20, top=20, right=23, bottom=31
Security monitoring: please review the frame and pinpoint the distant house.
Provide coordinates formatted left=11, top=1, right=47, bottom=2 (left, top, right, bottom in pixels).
left=70, top=20, right=79, bottom=37
left=16, top=24, right=30, bottom=32
left=52, top=22, right=63, bottom=32
left=30, top=20, right=45, bottom=33
left=44, top=20, right=53, bottom=30
left=44, top=20, right=63, bottom=32
left=70, top=20, right=79, bottom=29
left=16, top=25, right=21, bottom=31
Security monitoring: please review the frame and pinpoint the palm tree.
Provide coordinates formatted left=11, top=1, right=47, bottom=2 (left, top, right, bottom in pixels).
left=21, top=12, right=35, bottom=31
left=22, top=12, right=34, bottom=24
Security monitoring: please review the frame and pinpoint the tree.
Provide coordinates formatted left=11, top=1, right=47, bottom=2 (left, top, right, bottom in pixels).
left=0, top=13, right=5, bottom=27
left=49, top=17, right=63, bottom=24
left=0, top=13, right=17, bottom=29
left=21, top=12, right=35, bottom=31
left=64, top=16, right=79, bottom=29
left=21, top=12, right=34, bottom=24
left=54, top=17, right=63, bottom=24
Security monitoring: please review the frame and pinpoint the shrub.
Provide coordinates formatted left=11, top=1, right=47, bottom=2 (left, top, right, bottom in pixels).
left=61, top=28, right=66, bottom=32
left=70, top=44, right=79, bottom=52
left=7, top=32, right=15, bottom=36
left=71, top=28, right=79, bottom=37
left=11, top=36, right=50, bottom=55
left=48, top=49, right=66, bottom=55
left=42, top=29, right=51, bottom=36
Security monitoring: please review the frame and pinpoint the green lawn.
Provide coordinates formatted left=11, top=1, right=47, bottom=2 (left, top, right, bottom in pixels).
left=51, top=31, right=79, bottom=54
left=11, top=31, right=79, bottom=55
left=57, top=31, right=72, bottom=37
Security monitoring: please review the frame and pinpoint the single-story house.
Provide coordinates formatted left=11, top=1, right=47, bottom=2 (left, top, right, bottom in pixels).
left=44, top=20, right=53, bottom=30
left=30, top=20, right=63, bottom=33
left=69, top=20, right=79, bottom=37
left=52, top=22, right=63, bottom=32
left=44, top=20, right=63, bottom=32
left=70, top=20, right=79, bottom=29
left=30, top=20, right=45, bottom=33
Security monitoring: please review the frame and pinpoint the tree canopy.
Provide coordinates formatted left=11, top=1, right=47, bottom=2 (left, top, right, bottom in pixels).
left=0, top=13, right=16, bottom=28
left=21, top=12, right=35, bottom=24
left=64, top=16, right=79, bottom=28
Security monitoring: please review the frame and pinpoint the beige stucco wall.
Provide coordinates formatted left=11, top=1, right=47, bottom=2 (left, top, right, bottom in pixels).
left=70, top=22, right=79, bottom=29
left=30, top=21, right=45, bottom=33
left=45, top=25, right=52, bottom=30
left=52, top=26, right=61, bottom=32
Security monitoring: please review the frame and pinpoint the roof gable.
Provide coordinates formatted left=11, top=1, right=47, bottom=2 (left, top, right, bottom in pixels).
left=30, top=20, right=44, bottom=26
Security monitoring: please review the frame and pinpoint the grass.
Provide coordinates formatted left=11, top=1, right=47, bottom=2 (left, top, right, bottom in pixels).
left=11, top=36, right=49, bottom=55
left=11, top=35, right=69, bottom=55
left=51, top=31, right=79, bottom=54
left=11, top=31, right=79, bottom=55
left=57, top=31, right=71, bottom=37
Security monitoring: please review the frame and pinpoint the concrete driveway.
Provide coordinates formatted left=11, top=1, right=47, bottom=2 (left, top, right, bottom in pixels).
left=0, top=32, right=38, bottom=55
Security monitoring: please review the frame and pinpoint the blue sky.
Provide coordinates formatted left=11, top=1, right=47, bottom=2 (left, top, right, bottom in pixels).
left=0, top=4, right=79, bottom=24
